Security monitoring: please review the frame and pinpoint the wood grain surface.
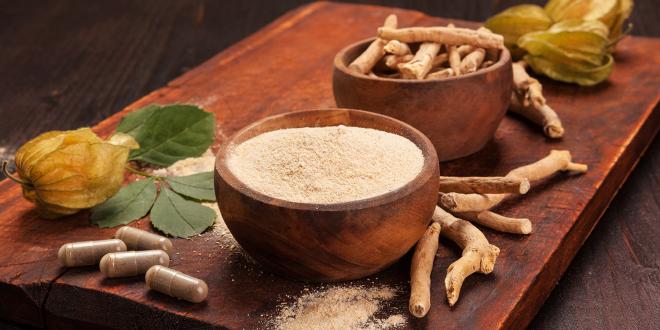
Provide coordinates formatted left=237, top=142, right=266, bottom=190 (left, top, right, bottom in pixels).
left=0, top=1, right=658, bottom=329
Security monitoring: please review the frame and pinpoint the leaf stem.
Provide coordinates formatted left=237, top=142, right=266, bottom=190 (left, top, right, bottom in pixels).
left=2, top=160, right=33, bottom=187
left=125, top=165, right=163, bottom=180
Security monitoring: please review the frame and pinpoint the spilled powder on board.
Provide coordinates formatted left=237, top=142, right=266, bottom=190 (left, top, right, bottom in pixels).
left=271, top=285, right=406, bottom=330
left=228, top=126, right=424, bottom=204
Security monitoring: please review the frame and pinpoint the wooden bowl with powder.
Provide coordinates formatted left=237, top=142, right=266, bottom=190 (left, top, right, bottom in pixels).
left=333, top=38, right=512, bottom=161
left=215, top=109, right=439, bottom=282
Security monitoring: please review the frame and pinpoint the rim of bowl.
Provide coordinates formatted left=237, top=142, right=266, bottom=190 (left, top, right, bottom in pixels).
left=215, top=109, right=439, bottom=212
left=334, top=37, right=511, bottom=83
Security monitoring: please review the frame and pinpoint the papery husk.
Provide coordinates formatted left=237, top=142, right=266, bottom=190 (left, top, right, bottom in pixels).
left=545, top=0, right=634, bottom=44
left=484, top=4, right=553, bottom=56
left=525, top=53, right=613, bottom=86
left=518, top=20, right=609, bottom=68
left=518, top=19, right=612, bottom=86
left=12, top=128, right=138, bottom=218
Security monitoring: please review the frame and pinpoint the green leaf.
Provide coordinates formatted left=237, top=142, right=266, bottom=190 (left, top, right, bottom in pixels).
left=150, top=187, right=216, bottom=238
left=115, top=104, right=160, bottom=137
left=165, top=171, right=216, bottom=201
left=128, top=104, right=215, bottom=167
left=90, top=178, right=157, bottom=228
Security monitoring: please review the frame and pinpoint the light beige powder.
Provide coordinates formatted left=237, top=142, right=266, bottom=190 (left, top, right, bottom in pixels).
left=227, top=126, right=424, bottom=204
left=272, top=285, right=406, bottom=330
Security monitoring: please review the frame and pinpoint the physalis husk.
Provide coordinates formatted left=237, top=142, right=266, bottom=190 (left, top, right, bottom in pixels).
left=518, top=19, right=613, bottom=86
left=9, top=128, right=138, bottom=218
left=484, top=4, right=553, bottom=58
left=544, top=0, right=634, bottom=43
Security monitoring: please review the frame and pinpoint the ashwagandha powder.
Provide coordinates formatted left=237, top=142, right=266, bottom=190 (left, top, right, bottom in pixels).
left=227, top=126, right=424, bottom=204
left=271, top=285, right=406, bottom=330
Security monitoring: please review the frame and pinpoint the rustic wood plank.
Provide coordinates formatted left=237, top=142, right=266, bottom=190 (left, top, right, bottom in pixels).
left=0, top=2, right=658, bottom=329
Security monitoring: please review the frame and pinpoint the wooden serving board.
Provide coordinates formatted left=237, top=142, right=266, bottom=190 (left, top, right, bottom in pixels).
left=0, top=2, right=658, bottom=329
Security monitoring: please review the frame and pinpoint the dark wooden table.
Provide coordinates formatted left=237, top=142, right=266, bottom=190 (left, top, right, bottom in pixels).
left=0, top=1, right=657, bottom=328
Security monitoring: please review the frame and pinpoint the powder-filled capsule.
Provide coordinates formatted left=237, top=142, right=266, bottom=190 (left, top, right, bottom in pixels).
left=115, top=226, right=173, bottom=255
left=58, top=239, right=127, bottom=267
left=100, top=250, right=170, bottom=278
left=145, top=265, right=208, bottom=303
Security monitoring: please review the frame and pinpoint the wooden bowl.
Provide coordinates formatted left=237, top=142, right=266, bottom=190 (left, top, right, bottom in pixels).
left=333, top=38, right=513, bottom=161
left=214, top=109, right=439, bottom=282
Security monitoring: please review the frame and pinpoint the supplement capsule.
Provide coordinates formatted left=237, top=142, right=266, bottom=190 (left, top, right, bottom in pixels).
left=115, top=226, right=173, bottom=255
left=58, top=239, right=127, bottom=267
left=145, top=265, right=208, bottom=303
left=100, top=250, right=170, bottom=278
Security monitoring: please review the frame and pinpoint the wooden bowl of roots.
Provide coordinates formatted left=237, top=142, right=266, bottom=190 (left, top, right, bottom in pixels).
left=214, top=109, right=439, bottom=282
left=333, top=38, right=513, bottom=161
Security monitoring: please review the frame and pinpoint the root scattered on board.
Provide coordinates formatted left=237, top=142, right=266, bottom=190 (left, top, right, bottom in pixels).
left=433, top=206, right=499, bottom=307
left=407, top=150, right=587, bottom=315
left=510, top=60, right=564, bottom=138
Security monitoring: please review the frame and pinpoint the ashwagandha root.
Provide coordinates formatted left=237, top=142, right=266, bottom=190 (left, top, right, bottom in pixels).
left=400, top=42, right=442, bottom=79
left=459, top=48, right=486, bottom=74
left=438, top=176, right=530, bottom=194
left=349, top=14, right=398, bottom=74
left=439, top=150, right=588, bottom=213
left=426, top=68, right=453, bottom=79
left=409, top=222, right=441, bottom=318
left=455, top=210, right=532, bottom=235
left=480, top=60, right=494, bottom=69
left=448, top=45, right=461, bottom=75
left=478, top=27, right=500, bottom=61
left=432, top=206, right=499, bottom=307
left=432, top=53, right=448, bottom=67
left=378, top=26, right=504, bottom=49
left=446, top=24, right=462, bottom=76
left=384, top=54, right=414, bottom=69
left=384, top=40, right=411, bottom=56
left=510, top=60, right=564, bottom=138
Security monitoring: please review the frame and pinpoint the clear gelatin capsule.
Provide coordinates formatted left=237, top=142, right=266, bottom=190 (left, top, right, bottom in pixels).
left=100, top=250, right=170, bottom=278
left=145, top=265, right=208, bottom=303
left=58, top=239, right=127, bottom=267
left=114, top=226, right=173, bottom=255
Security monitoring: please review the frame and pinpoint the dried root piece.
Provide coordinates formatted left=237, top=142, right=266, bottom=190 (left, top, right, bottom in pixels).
left=456, top=210, right=532, bottom=235
left=459, top=48, right=486, bottom=74
left=432, top=206, right=499, bottom=307
left=409, top=222, right=441, bottom=318
left=431, top=53, right=448, bottom=67
left=438, top=176, right=530, bottom=194
left=384, top=54, right=414, bottom=69
left=480, top=60, right=494, bottom=69
left=378, top=26, right=504, bottom=49
left=426, top=68, right=453, bottom=79
left=439, top=150, right=588, bottom=213
left=384, top=40, right=411, bottom=56
left=349, top=14, right=398, bottom=74
left=446, top=24, right=462, bottom=76
left=400, top=42, right=442, bottom=79
left=510, top=60, right=564, bottom=138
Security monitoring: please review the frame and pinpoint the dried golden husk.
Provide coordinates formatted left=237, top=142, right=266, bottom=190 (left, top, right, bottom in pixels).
left=13, top=128, right=138, bottom=218
left=545, top=0, right=634, bottom=43
left=484, top=4, right=553, bottom=57
left=518, top=19, right=613, bottom=86
left=525, top=53, right=613, bottom=86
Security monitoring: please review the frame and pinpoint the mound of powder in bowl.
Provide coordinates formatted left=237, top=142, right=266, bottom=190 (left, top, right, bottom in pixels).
left=227, top=125, right=424, bottom=204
